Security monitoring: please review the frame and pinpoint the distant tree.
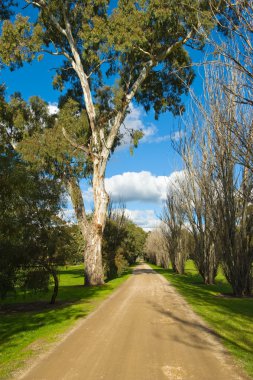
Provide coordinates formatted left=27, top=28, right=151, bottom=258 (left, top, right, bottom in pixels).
left=161, top=193, right=188, bottom=274
left=144, top=227, right=169, bottom=269
left=122, top=221, right=146, bottom=265
left=0, top=0, right=225, bottom=285
left=103, top=204, right=146, bottom=279
left=102, top=206, right=128, bottom=279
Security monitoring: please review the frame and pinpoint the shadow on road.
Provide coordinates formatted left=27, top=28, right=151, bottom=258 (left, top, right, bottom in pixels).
left=133, top=268, right=155, bottom=275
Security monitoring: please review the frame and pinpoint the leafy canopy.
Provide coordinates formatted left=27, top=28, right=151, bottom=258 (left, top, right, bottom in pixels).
left=0, top=0, right=220, bottom=123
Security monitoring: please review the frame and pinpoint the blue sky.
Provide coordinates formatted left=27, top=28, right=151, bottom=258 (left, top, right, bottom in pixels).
left=1, top=6, right=207, bottom=230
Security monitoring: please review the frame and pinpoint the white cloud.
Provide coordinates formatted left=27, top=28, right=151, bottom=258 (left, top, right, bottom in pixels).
left=120, top=104, right=157, bottom=146
left=171, top=130, right=186, bottom=141
left=48, top=103, right=59, bottom=115
left=150, top=134, right=171, bottom=143
left=125, top=209, right=159, bottom=231
left=61, top=170, right=186, bottom=228
left=104, top=170, right=185, bottom=204
left=120, top=105, right=185, bottom=146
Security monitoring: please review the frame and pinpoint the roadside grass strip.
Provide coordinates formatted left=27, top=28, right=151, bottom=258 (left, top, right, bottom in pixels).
left=0, top=265, right=132, bottom=379
left=150, top=261, right=253, bottom=379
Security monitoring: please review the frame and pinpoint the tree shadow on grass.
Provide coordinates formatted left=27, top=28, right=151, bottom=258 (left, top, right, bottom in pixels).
left=150, top=301, right=253, bottom=364
left=57, top=268, right=84, bottom=278
left=153, top=268, right=253, bottom=318
left=0, top=282, right=115, bottom=352
left=151, top=266, right=253, bottom=362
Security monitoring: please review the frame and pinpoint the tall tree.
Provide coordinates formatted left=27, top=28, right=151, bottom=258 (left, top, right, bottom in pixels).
left=0, top=0, right=223, bottom=285
left=177, top=62, right=253, bottom=294
left=161, top=193, right=189, bottom=275
left=202, top=0, right=253, bottom=170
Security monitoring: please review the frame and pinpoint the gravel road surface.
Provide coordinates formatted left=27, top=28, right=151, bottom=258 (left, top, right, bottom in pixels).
left=19, top=263, right=249, bottom=380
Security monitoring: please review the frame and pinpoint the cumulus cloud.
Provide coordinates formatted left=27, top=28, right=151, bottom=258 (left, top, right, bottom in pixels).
left=171, top=130, right=186, bottom=141
left=120, top=104, right=157, bottom=146
left=150, top=135, right=171, bottom=143
left=104, top=170, right=185, bottom=204
left=125, top=209, right=159, bottom=231
left=120, top=104, right=186, bottom=146
left=61, top=170, right=186, bottom=229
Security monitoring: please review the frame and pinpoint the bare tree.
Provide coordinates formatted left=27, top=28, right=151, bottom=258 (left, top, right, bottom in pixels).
left=144, top=227, right=169, bottom=269
left=206, top=68, right=253, bottom=296
left=203, top=0, right=253, bottom=170
left=161, top=192, right=189, bottom=274
left=179, top=61, right=253, bottom=294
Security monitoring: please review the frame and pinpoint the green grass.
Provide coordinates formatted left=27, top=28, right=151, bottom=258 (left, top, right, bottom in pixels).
left=0, top=265, right=132, bottom=379
left=150, top=261, right=253, bottom=378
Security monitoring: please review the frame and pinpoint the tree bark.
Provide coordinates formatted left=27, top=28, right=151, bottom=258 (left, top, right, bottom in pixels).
left=84, top=161, right=109, bottom=285
left=67, top=177, right=88, bottom=236
left=84, top=225, right=105, bottom=285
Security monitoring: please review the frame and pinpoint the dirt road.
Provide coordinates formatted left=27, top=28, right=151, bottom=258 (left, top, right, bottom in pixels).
left=19, top=264, right=249, bottom=380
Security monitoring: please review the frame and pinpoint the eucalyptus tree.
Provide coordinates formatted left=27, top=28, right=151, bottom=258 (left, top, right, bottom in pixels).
left=0, top=0, right=224, bottom=285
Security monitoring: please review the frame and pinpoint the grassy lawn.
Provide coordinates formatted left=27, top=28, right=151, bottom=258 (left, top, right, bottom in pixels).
left=150, top=261, right=253, bottom=379
left=0, top=265, right=132, bottom=379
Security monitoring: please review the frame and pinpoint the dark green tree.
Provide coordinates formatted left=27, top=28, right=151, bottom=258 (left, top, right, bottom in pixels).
left=102, top=204, right=146, bottom=279
left=0, top=119, right=74, bottom=303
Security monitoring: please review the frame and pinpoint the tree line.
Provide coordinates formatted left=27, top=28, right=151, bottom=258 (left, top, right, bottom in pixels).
left=144, top=2, right=253, bottom=297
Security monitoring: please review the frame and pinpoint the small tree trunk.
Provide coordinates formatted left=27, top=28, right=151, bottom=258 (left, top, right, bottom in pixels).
left=176, top=251, right=185, bottom=275
left=50, top=268, right=59, bottom=305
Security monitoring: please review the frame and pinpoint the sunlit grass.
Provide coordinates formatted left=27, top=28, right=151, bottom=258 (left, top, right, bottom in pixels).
left=150, top=261, right=253, bottom=378
left=0, top=265, right=132, bottom=379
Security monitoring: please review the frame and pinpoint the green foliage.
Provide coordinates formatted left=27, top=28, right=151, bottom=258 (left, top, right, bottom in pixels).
left=18, top=268, right=50, bottom=293
left=64, top=224, right=84, bottom=265
left=102, top=218, right=128, bottom=279
left=10, top=95, right=92, bottom=181
left=0, top=16, right=43, bottom=69
left=102, top=208, right=146, bottom=279
left=122, top=221, right=147, bottom=264
left=0, top=87, right=92, bottom=204
left=0, top=89, right=55, bottom=145
left=0, top=0, right=16, bottom=21
left=0, top=0, right=224, bottom=122
left=0, top=141, right=74, bottom=300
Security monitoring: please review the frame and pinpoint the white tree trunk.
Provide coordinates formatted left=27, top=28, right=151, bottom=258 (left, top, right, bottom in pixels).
left=84, top=159, right=109, bottom=285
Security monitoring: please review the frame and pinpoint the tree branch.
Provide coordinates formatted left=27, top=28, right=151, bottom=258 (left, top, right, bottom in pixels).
left=62, top=127, right=90, bottom=155
left=61, top=2, right=97, bottom=137
left=104, top=30, right=195, bottom=172
left=26, top=0, right=67, bottom=37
